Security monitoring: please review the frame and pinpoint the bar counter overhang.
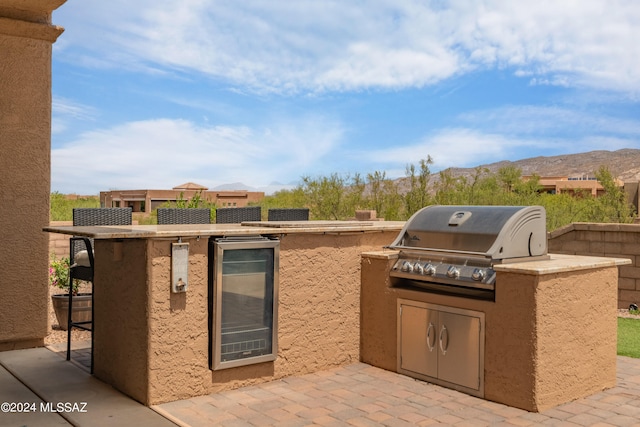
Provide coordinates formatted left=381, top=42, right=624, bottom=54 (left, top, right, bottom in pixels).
left=43, top=221, right=405, bottom=405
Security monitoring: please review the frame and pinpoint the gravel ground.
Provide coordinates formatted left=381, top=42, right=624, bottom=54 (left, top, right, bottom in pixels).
left=618, top=308, right=640, bottom=319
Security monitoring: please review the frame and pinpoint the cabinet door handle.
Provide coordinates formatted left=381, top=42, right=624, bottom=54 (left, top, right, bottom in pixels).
left=439, top=325, right=449, bottom=355
left=426, top=322, right=436, bottom=351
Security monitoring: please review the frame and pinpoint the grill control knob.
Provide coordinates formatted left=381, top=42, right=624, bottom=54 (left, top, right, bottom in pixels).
left=413, top=262, right=424, bottom=274
left=424, top=263, right=436, bottom=276
left=401, top=261, right=414, bottom=273
left=446, top=265, right=459, bottom=278
left=471, top=268, right=485, bottom=281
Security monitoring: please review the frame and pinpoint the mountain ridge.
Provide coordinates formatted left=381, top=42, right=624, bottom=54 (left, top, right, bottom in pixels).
left=432, top=148, right=640, bottom=183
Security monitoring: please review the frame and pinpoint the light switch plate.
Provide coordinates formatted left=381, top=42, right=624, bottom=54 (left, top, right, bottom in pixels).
left=171, top=242, right=189, bottom=293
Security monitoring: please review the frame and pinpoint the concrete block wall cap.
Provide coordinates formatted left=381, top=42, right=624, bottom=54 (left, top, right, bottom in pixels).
left=549, top=222, right=640, bottom=239
left=548, top=223, right=576, bottom=239
left=576, top=223, right=640, bottom=232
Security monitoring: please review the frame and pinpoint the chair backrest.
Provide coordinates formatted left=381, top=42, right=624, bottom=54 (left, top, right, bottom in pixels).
left=71, top=208, right=132, bottom=256
left=157, top=208, right=211, bottom=224
left=73, top=208, right=133, bottom=226
left=215, top=206, right=262, bottom=224
left=268, top=208, right=309, bottom=221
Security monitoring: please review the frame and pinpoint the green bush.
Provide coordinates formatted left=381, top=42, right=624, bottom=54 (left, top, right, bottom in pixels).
left=50, top=192, right=100, bottom=221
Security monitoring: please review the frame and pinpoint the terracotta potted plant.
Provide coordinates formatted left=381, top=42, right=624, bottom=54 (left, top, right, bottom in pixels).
left=49, top=254, right=91, bottom=331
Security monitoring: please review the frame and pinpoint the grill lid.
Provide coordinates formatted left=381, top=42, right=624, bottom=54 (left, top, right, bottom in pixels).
left=389, top=205, right=547, bottom=260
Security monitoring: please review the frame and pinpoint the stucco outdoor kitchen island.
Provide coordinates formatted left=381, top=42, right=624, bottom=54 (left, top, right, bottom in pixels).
left=361, top=251, right=631, bottom=412
left=44, top=220, right=404, bottom=405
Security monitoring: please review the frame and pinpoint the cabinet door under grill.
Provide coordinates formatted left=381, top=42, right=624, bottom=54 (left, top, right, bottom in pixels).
left=399, top=304, right=437, bottom=378
left=437, top=311, right=481, bottom=390
left=397, top=299, right=484, bottom=398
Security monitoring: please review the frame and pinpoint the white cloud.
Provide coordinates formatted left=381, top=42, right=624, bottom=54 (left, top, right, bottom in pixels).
left=360, top=128, right=526, bottom=172
left=458, top=105, right=640, bottom=137
left=51, top=116, right=344, bottom=194
left=53, top=0, right=640, bottom=94
left=52, top=97, right=97, bottom=134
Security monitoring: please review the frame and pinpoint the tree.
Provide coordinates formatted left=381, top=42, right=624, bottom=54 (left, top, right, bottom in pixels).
left=301, top=173, right=352, bottom=220
left=344, top=173, right=366, bottom=215
left=404, top=157, right=433, bottom=217
left=464, top=167, right=494, bottom=205
left=365, top=171, right=403, bottom=220
left=594, top=166, right=635, bottom=223
left=497, top=165, right=522, bottom=193
left=433, top=169, right=462, bottom=205
left=260, top=187, right=307, bottom=211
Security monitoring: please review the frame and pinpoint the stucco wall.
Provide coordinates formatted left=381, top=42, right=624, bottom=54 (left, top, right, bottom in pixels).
left=0, top=0, right=65, bottom=351
left=361, top=252, right=618, bottom=412
left=548, top=223, right=639, bottom=308
left=93, top=239, right=150, bottom=401
left=532, top=267, right=617, bottom=409
left=93, top=231, right=397, bottom=405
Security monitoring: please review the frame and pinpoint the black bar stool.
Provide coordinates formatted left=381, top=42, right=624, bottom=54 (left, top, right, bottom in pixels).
left=67, top=207, right=132, bottom=373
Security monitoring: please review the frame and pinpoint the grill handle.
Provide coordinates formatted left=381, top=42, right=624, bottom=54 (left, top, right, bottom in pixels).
left=439, top=325, right=449, bottom=355
left=426, top=322, right=436, bottom=352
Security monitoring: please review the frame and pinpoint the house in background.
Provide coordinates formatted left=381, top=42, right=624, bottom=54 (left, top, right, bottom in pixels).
left=524, top=175, right=626, bottom=196
left=100, top=182, right=264, bottom=214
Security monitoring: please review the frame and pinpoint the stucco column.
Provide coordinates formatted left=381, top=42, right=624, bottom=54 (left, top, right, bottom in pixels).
left=0, top=0, right=65, bottom=350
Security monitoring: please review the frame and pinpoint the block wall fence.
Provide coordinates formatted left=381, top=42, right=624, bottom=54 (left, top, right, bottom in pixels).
left=48, top=221, right=640, bottom=309
left=548, top=223, right=640, bottom=309
left=49, top=221, right=72, bottom=260
left=48, top=220, right=140, bottom=260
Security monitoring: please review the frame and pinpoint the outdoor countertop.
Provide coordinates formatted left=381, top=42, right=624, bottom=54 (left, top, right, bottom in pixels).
left=43, top=220, right=406, bottom=239
left=491, top=253, right=631, bottom=275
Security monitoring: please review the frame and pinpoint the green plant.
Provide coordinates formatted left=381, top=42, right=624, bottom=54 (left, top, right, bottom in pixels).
left=618, top=317, right=640, bottom=358
left=50, top=192, right=100, bottom=221
left=49, top=254, right=81, bottom=295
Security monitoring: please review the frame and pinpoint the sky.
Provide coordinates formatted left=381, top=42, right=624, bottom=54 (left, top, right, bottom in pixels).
left=51, top=0, right=640, bottom=195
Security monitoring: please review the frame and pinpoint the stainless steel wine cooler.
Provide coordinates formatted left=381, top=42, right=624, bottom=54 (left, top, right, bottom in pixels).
left=209, top=236, right=279, bottom=370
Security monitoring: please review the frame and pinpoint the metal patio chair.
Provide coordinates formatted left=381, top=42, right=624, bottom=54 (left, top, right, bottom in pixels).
left=67, top=207, right=132, bottom=373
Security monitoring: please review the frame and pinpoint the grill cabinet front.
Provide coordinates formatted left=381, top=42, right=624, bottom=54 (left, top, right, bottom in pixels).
left=398, top=299, right=484, bottom=397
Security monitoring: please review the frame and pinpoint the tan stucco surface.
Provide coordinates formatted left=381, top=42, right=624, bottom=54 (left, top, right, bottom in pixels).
left=93, top=230, right=398, bottom=405
left=0, top=0, right=64, bottom=351
left=361, top=251, right=621, bottom=412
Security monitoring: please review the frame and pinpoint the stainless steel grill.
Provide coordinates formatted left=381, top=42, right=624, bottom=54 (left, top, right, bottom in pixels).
left=388, top=205, right=548, bottom=298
